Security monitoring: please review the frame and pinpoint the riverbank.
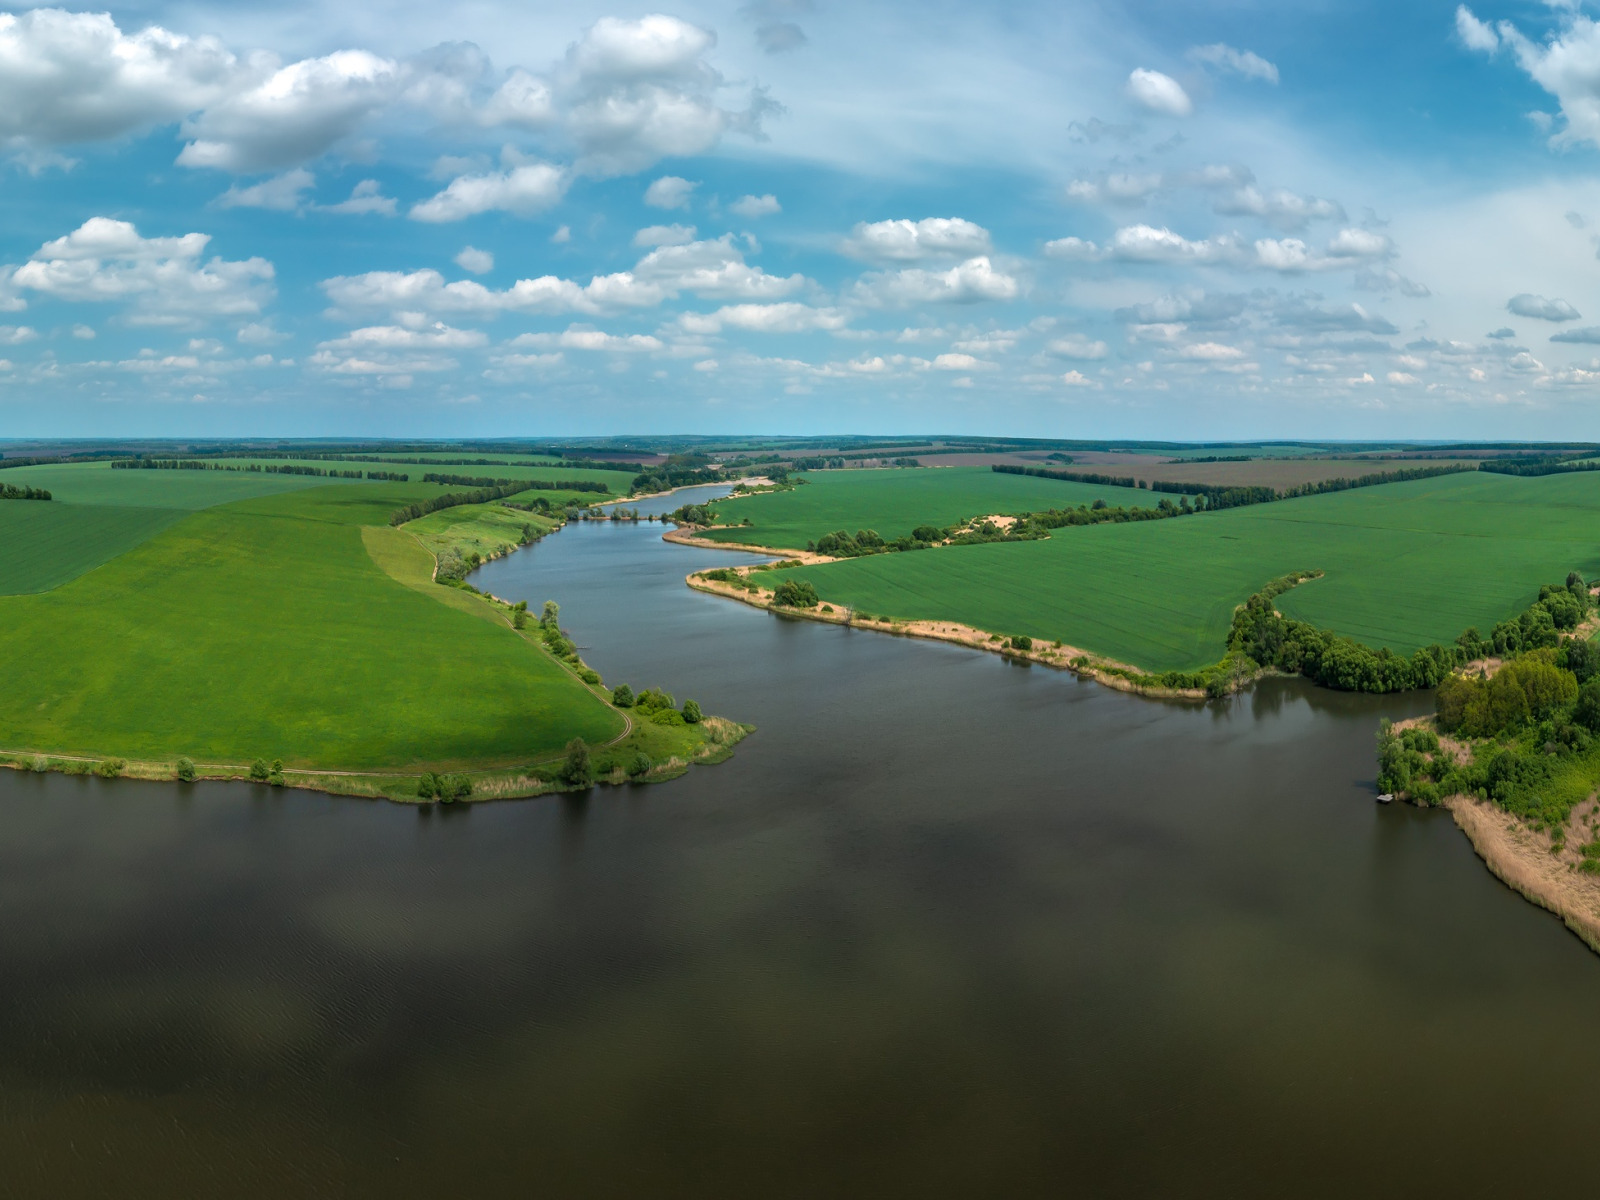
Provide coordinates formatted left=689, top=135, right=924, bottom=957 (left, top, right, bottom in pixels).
left=1391, top=714, right=1600, bottom=954
left=685, top=564, right=1207, bottom=700
left=0, top=714, right=751, bottom=803
left=1443, top=793, right=1600, bottom=953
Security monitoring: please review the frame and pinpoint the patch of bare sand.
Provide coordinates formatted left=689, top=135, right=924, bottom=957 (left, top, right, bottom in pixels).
left=1444, top=793, right=1600, bottom=953
left=663, top=527, right=834, bottom=564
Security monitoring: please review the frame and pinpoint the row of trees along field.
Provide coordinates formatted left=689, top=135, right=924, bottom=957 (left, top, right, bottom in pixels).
left=994, top=462, right=1475, bottom=511
left=111, top=459, right=405, bottom=480
left=421, top=472, right=609, bottom=492
left=0, top=483, right=51, bottom=500
left=1231, top=572, right=1593, bottom=695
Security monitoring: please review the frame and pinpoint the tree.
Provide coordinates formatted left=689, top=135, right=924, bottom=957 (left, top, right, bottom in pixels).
left=249, top=758, right=270, bottom=781
left=1576, top=677, right=1600, bottom=732
left=541, top=600, right=560, bottom=629
left=269, top=759, right=286, bottom=787
left=682, top=699, right=702, bottom=723
left=912, top=525, right=942, bottom=542
left=561, top=738, right=592, bottom=786
left=772, top=579, right=819, bottom=608
left=611, top=683, right=635, bottom=707
left=417, top=771, right=440, bottom=799
left=626, top=752, right=653, bottom=777
left=176, top=757, right=196, bottom=782
left=513, top=609, right=528, bottom=629
left=635, top=687, right=674, bottom=713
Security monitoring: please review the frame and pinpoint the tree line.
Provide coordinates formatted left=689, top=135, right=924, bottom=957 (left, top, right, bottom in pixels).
left=995, top=462, right=1476, bottom=511
left=389, top=482, right=539, bottom=525
left=422, top=472, right=609, bottom=493
left=0, top=483, right=51, bottom=500
left=112, top=459, right=404, bottom=480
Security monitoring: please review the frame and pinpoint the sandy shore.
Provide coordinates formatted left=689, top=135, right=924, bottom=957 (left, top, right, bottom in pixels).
left=1443, top=793, right=1600, bottom=953
left=684, top=565, right=1206, bottom=699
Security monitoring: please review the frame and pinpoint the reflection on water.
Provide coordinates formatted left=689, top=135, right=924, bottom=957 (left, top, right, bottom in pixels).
left=1, top=517, right=1598, bottom=1197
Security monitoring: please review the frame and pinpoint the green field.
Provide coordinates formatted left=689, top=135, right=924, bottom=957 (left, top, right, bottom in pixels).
left=1, top=461, right=334, bottom=508
left=701, top=467, right=1172, bottom=550
left=760, top=472, right=1600, bottom=671
left=0, top=483, right=624, bottom=768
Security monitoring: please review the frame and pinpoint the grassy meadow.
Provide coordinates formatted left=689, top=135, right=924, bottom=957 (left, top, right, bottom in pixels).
left=0, top=482, right=624, bottom=769
left=701, top=467, right=1172, bottom=550
left=757, top=471, right=1600, bottom=671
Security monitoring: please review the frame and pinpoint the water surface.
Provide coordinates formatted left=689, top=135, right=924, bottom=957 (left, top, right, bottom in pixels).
left=2, top=515, right=1597, bottom=1197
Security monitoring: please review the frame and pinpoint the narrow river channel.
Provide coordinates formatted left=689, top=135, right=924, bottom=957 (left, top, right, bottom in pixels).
left=2, top=492, right=1597, bottom=1197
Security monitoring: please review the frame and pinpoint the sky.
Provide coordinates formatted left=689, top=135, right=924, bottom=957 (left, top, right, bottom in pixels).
left=2, top=1, right=1600, bottom=439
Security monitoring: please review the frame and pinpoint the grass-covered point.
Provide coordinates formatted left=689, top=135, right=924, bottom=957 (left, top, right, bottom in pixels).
left=0, top=474, right=747, bottom=794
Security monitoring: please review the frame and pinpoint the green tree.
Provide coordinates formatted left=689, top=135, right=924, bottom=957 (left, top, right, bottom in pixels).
left=682, top=699, right=702, bottom=723
left=176, top=757, right=196, bottom=782
left=249, top=758, right=270, bottom=781
left=772, top=579, right=819, bottom=608
left=626, top=751, right=653, bottom=777
left=561, top=738, right=592, bottom=786
left=541, top=600, right=560, bottom=629
left=417, top=771, right=440, bottom=799
left=1575, top=677, right=1600, bottom=732
left=611, top=683, right=635, bottom=707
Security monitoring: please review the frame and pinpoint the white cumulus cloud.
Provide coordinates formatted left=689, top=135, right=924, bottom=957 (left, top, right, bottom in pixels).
left=1127, top=68, right=1192, bottom=116
left=1187, top=44, right=1279, bottom=84
left=1507, top=292, right=1581, bottom=321
left=644, top=175, right=699, bottom=208
left=841, top=217, right=993, bottom=262
left=454, top=246, right=494, bottom=274
left=850, top=256, right=1019, bottom=306
left=411, top=162, right=568, bottom=222
left=730, top=193, right=781, bottom=217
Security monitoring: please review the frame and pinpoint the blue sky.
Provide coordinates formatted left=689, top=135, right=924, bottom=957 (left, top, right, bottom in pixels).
left=2, top=1, right=1600, bottom=438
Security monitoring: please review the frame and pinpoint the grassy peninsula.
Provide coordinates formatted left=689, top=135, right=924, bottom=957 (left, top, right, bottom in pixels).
left=0, top=457, right=746, bottom=800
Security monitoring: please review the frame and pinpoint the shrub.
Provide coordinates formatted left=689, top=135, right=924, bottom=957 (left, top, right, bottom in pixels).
left=1009, top=635, right=1033, bottom=651
left=579, top=668, right=602, bottom=685
left=513, top=609, right=528, bottom=630
left=626, top=752, right=653, bottom=777
left=417, top=771, right=440, bottom=799
left=95, top=758, right=125, bottom=779
left=912, top=525, right=942, bottom=542
left=440, top=774, right=473, bottom=801
left=682, top=699, right=702, bottom=723
left=176, top=757, right=196, bottom=782
left=635, top=687, right=675, bottom=713
left=249, top=758, right=270, bottom=781
left=772, top=579, right=819, bottom=608
left=611, top=684, right=635, bottom=707
left=269, top=759, right=285, bottom=787
left=651, top=708, right=686, bottom=726
left=561, top=738, right=592, bottom=786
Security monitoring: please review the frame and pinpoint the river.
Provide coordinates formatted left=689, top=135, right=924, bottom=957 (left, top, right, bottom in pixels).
left=1, top=490, right=1597, bottom=1197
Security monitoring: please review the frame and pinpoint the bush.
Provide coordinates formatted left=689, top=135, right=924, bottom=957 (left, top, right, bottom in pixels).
left=95, top=758, right=125, bottom=779
left=626, top=752, right=653, bottom=777
left=269, top=759, right=285, bottom=787
left=440, top=774, right=472, bottom=802
left=176, top=757, right=196, bottom=782
left=682, top=699, right=702, bottom=723
left=912, top=525, right=942, bottom=542
left=772, top=579, right=819, bottom=608
left=249, top=758, right=270, bottom=782
left=579, top=668, right=602, bottom=685
left=561, top=738, right=592, bottom=786
left=635, top=687, right=675, bottom=713
left=611, top=684, right=635, bottom=707
left=651, top=708, right=686, bottom=726
left=1009, top=635, right=1033, bottom=651
left=513, top=609, right=528, bottom=630
left=417, top=771, right=440, bottom=799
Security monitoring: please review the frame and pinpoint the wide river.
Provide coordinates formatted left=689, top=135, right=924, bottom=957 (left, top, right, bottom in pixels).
left=3, top=486, right=1598, bottom=1196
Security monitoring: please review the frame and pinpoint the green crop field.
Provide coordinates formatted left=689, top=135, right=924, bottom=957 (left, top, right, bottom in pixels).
left=701, top=467, right=1175, bottom=550
left=0, top=503, right=182, bottom=595
left=0, top=483, right=623, bottom=768
left=0, top=463, right=341, bottom=594
left=759, top=471, right=1600, bottom=671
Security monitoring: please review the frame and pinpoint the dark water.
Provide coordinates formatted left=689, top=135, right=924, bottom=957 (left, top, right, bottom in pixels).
left=3, top=509, right=1599, bottom=1197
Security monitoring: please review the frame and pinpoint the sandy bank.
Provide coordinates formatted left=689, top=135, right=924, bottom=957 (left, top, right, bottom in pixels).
left=684, top=567, right=1206, bottom=700
left=1442, top=793, right=1600, bottom=953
